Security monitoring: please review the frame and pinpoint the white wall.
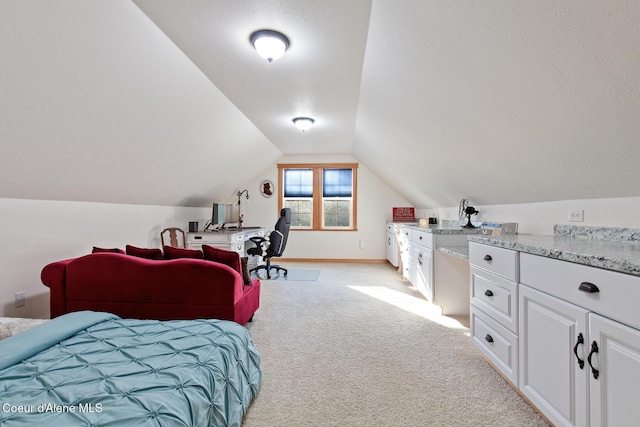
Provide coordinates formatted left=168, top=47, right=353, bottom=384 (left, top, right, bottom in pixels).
left=418, top=196, right=640, bottom=235
left=0, top=198, right=209, bottom=318
left=236, top=154, right=411, bottom=260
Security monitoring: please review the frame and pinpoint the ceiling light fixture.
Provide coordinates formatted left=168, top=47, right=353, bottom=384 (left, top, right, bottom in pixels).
left=250, top=29, right=290, bottom=62
left=292, top=117, right=315, bottom=132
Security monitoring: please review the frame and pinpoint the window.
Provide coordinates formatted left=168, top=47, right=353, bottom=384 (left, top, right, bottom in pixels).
left=278, top=163, right=358, bottom=231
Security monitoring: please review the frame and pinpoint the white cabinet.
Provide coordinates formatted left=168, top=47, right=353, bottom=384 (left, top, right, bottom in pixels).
left=398, top=226, right=412, bottom=280
left=411, top=239, right=434, bottom=303
left=469, top=242, right=520, bottom=384
left=589, top=313, right=640, bottom=427
left=386, top=223, right=399, bottom=267
left=519, top=284, right=588, bottom=427
left=519, top=252, right=640, bottom=427
left=402, top=226, right=469, bottom=315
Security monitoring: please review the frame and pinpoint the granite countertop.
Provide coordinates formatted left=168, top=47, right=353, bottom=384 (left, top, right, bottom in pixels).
left=391, top=221, right=482, bottom=235
left=469, top=233, right=640, bottom=276
left=438, top=245, right=470, bottom=261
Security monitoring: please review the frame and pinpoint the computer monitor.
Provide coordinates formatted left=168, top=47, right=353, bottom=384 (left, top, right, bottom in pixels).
left=211, top=203, right=239, bottom=227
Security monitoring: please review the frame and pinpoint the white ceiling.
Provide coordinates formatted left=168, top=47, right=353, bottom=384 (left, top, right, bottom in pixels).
left=133, top=0, right=372, bottom=155
left=2, top=1, right=640, bottom=208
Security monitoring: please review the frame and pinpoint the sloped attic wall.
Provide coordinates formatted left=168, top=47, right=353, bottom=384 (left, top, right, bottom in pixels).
left=353, top=1, right=640, bottom=209
left=0, top=0, right=281, bottom=207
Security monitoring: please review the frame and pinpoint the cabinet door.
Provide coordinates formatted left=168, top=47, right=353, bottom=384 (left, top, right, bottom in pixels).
left=589, top=313, right=640, bottom=427
left=386, top=232, right=398, bottom=267
left=519, top=285, right=589, bottom=427
left=415, top=247, right=434, bottom=303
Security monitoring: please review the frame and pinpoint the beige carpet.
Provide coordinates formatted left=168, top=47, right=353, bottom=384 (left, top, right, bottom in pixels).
left=243, top=262, right=548, bottom=427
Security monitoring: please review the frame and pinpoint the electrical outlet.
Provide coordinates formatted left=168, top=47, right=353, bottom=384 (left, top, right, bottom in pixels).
left=15, top=291, right=26, bottom=308
left=568, top=209, right=584, bottom=222
left=359, top=239, right=365, bottom=249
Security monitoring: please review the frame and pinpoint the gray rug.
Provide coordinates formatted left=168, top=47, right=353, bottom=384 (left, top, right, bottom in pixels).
left=281, top=268, right=320, bottom=281
left=243, top=262, right=547, bottom=427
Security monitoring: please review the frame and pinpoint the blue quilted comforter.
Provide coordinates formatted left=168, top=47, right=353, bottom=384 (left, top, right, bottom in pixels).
left=0, top=311, right=261, bottom=426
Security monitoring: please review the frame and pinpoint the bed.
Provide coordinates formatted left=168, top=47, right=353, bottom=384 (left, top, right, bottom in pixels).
left=0, top=311, right=262, bottom=426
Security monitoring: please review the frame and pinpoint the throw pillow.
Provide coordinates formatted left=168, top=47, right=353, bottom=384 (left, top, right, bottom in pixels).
left=202, top=245, right=242, bottom=275
left=163, top=246, right=204, bottom=260
left=240, top=256, right=252, bottom=285
left=125, top=245, right=163, bottom=260
left=92, top=246, right=124, bottom=254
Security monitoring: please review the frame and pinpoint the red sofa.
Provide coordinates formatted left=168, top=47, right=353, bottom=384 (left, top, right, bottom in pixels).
left=41, top=252, right=260, bottom=325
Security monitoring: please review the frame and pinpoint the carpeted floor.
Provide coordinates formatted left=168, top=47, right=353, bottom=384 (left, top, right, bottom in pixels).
left=243, top=262, right=548, bottom=427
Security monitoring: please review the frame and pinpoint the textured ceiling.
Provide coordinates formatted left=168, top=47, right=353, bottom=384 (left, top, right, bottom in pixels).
left=2, top=1, right=639, bottom=208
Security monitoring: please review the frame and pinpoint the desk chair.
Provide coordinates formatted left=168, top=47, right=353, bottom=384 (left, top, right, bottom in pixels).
left=248, top=208, right=291, bottom=279
left=161, top=227, right=186, bottom=248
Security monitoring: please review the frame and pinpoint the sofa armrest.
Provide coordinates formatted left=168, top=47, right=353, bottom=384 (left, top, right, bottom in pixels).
left=41, top=258, right=75, bottom=318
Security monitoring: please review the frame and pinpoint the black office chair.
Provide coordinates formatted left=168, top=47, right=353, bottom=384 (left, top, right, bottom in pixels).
left=248, top=208, right=291, bottom=279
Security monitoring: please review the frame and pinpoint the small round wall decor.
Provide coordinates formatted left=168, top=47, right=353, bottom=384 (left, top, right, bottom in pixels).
left=260, top=180, right=274, bottom=198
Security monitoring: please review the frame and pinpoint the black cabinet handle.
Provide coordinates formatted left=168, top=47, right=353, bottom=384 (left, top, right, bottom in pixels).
left=483, top=255, right=492, bottom=261
left=587, top=341, right=599, bottom=379
left=484, top=290, right=494, bottom=297
left=194, top=236, right=202, bottom=240
left=485, top=334, right=494, bottom=343
left=579, top=282, right=600, bottom=294
left=573, top=333, right=585, bottom=369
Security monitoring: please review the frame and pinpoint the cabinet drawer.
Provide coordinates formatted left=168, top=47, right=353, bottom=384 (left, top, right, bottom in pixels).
left=470, top=305, right=518, bottom=385
left=520, top=253, right=640, bottom=330
left=470, top=266, right=518, bottom=333
left=469, top=242, right=519, bottom=281
left=399, top=227, right=412, bottom=243
left=411, top=229, right=433, bottom=248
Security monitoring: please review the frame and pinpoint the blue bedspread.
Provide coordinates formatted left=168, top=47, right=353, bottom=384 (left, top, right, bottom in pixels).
left=0, top=311, right=261, bottom=426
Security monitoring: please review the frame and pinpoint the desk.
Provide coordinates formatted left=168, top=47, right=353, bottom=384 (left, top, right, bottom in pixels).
left=187, top=228, right=266, bottom=268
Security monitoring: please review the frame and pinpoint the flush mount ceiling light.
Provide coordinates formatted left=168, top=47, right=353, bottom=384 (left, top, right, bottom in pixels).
left=250, top=29, right=290, bottom=62
left=292, top=117, right=315, bottom=132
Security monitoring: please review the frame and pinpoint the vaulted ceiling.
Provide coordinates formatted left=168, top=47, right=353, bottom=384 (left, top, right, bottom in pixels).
left=2, top=1, right=639, bottom=208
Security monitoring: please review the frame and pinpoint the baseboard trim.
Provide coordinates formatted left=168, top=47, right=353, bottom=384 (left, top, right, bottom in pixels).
left=277, top=258, right=388, bottom=264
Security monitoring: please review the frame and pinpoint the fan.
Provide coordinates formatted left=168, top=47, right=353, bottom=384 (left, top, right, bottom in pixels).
left=459, top=198, right=479, bottom=228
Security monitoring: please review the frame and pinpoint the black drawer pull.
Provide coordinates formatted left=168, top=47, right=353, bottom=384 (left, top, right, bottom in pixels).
left=573, top=333, right=585, bottom=369
left=587, top=341, right=599, bottom=379
left=484, top=290, right=494, bottom=297
left=579, top=282, right=600, bottom=294
left=483, top=255, right=492, bottom=261
left=194, top=236, right=202, bottom=240
left=485, top=334, right=493, bottom=343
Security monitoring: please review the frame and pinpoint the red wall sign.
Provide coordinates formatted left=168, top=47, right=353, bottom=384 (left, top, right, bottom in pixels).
left=392, top=207, right=415, bottom=222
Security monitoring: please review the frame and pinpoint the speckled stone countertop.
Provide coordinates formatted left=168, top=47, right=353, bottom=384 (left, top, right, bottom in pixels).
left=469, top=226, right=640, bottom=276
left=390, top=220, right=483, bottom=235
left=438, top=245, right=470, bottom=261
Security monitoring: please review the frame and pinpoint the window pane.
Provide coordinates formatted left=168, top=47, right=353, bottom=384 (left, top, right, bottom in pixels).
left=286, top=199, right=312, bottom=227
left=284, top=169, right=313, bottom=197
left=323, top=200, right=351, bottom=228
left=323, top=169, right=352, bottom=197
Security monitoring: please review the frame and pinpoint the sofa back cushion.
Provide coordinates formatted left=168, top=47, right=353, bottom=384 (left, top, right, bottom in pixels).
left=202, top=245, right=242, bottom=273
left=163, top=246, right=203, bottom=260
left=125, top=245, right=163, bottom=260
